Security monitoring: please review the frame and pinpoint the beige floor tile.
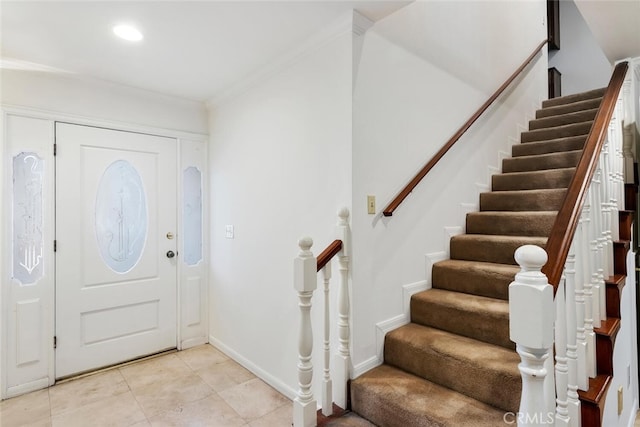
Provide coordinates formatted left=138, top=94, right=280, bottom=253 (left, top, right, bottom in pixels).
left=196, top=359, right=256, bottom=392
left=148, top=395, right=246, bottom=427
left=120, top=354, right=192, bottom=390
left=129, top=421, right=152, bottom=427
left=49, top=369, right=129, bottom=416
left=219, top=378, right=289, bottom=421
left=0, top=389, right=51, bottom=427
left=247, top=403, right=292, bottom=427
left=50, top=391, right=146, bottom=427
left=131, top=373, right=214, bottom=418
left=176, top=344, right=229, bottom=371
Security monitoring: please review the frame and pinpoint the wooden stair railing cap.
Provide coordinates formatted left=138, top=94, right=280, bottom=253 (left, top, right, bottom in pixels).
left=382, top=39, right=548, bottom=217
left=317, top=240, right=343, bottom=272
left=542, top=61, right=629, bottom=292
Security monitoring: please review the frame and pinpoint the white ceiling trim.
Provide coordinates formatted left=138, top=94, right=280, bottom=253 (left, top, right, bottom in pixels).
left=207, top=10, right=370, bottom=108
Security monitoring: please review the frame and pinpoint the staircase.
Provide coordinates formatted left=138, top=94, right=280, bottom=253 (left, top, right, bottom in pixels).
left=347, top=88, right=609, bottom=426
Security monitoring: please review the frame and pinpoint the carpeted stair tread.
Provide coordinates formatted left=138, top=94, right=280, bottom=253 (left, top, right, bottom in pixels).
left=432, top=260, right=518, bottom=300
left=351, top=364, right=509, bottom=427
left=492, top=168, right=575, bottom=191
left=529, top=108, right=598, bottom=130
left=410, top=289, right=511, bottom=348
left=542, top=87, right=606, bottom=108
left=512, top=135, right=586, bottom=157
left=450, top=234, right=546, bottom=265
left=521, top=121, right=593, bottom=143
left=502, top=150, right=582, bottom=173
left=480, top=188, right=566, bottom=211
left=466, top=211, right=556, bottom=236
left=384, top=323, right=520, bottom=412
left=536, top=97, right=603, bottom=119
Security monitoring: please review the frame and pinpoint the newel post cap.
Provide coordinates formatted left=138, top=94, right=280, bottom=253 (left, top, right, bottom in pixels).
left=294, top=237, right=317, bottom=292
left=509, top=245, right=554, bottom=348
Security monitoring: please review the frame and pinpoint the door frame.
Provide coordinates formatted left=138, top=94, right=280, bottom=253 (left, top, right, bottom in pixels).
left=1, top=106, right=209, bottom=399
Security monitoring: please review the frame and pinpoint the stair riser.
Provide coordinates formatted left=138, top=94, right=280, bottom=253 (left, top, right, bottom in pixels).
left=503, top=151, right=582, bottom=173
left=542, top=88, right=606, bottom=108
left=466, top=213, right=555, bottom=236
left=521, top=122, right=593, bottom=143
left=410, top=298, right=512, bottom=348
left=431, top=262, right=515, bottom=300
left=384, top=334, right=521, bottom=413
left=536, top=98, right=602, bottom=119
left=492, top=168, right=575, bottom=191
left=512, top=136, right=586, bottom=157
left=529, top=109, right=598, bottom=130
left=450, top=236, right=546, bottom=265
left=480, top=190, right=566, bottom=211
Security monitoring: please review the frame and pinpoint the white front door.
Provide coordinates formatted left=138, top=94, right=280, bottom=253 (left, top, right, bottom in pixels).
left=55, top=123, right=178, bottom=378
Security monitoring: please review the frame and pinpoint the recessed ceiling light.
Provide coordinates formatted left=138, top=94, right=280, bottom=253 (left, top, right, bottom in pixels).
left=113, top=24, right=143, bottom=42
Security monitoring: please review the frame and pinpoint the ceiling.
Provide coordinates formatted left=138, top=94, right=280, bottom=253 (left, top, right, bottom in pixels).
left=0, top=0, right=411, bottom=103
left=574, top=0, right=640, bottom=63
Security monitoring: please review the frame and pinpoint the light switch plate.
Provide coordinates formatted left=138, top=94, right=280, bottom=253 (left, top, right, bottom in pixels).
left=225, top=225, right=234, bottom=239
left=367, top=195, right=376, bottom=214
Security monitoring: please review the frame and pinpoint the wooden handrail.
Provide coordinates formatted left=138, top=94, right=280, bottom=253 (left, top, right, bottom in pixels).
left=542, top=61, right=629, bottom=291
left=317, top=239, right=343, bottom=272
left=383, top=39, right=548, bottom=217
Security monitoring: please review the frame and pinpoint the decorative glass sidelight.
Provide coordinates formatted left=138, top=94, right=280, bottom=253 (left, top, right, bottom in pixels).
left=13, top=152, right=44, bottom=285
left=183, top=167, right=202, bottom=266
left=95, top=160, right=147, bottom=273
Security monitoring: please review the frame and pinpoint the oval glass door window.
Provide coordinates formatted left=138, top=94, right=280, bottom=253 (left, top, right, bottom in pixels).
left=95, top=160, right=148, bottom=273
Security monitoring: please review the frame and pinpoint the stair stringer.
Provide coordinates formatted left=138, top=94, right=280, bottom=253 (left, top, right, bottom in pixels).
left=352, top=278, right=429, bottom=378
left=352, top=121, right=529, bottom=380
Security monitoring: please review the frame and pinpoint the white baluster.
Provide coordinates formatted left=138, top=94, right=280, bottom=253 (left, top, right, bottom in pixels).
left=294, top=237, right=318, bottom=427
left=564, top=244, right=582, bottom=426
left=509, top=245, right=554, bottom=427
left=584, top=194, right=598, bottom=377
left=333, top=208, right=351, bottom=409
left=588, top=184, right=602, bottom=330
left=600, top=148, right=614, bottom=279
left=575, top=216, right=590, bottom=390
left=321, top=263, right=333, bottom=417
left=622, top=76, right=636, bottom=184
left=555, top=274, right=570, bottom=427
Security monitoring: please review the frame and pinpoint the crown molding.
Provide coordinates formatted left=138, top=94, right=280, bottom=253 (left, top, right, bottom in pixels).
left=353, top=10, right=374, bottom=36
left=207, top=10, right=374, bottom=109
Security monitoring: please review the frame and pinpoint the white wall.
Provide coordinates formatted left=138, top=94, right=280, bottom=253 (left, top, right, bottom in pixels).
left=207, top=30, right=352, bottom=398
left=1, top=69, right=208, bottom=134
left=351, top=0, right=549, bottom=371
left=548, top=0, right=612, bottom=96
left=602, top=250, right=639, bottom=427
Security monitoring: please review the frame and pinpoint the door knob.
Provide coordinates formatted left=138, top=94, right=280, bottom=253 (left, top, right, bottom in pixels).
left=166, top=250, right=175, bottom=259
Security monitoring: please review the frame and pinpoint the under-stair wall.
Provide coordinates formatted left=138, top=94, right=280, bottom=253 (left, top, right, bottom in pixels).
left=351, top=0, right=548, bottom=372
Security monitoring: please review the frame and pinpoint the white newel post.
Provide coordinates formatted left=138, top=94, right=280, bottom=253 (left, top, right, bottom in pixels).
left=294, top=237, right=318, bottom=427
left=509, top=245, right=554, bottom=427
left=334, top=208, right=351, bottom=409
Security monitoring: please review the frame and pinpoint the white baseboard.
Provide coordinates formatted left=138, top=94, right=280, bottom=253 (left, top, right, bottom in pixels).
left=626, top=397, right=638, bottom=427
left=208, top=335, right=297, bottom=401
left=374, top=314, right=406, bottom=367
left=352, top=356, right=381, bottom=378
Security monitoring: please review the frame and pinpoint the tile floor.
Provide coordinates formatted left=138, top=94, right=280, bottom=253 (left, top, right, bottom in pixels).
left=0, top=344, right=293, bottom=427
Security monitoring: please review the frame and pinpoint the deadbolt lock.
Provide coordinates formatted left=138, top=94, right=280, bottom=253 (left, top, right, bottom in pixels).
left=166, top=232, right=174, bottom=240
